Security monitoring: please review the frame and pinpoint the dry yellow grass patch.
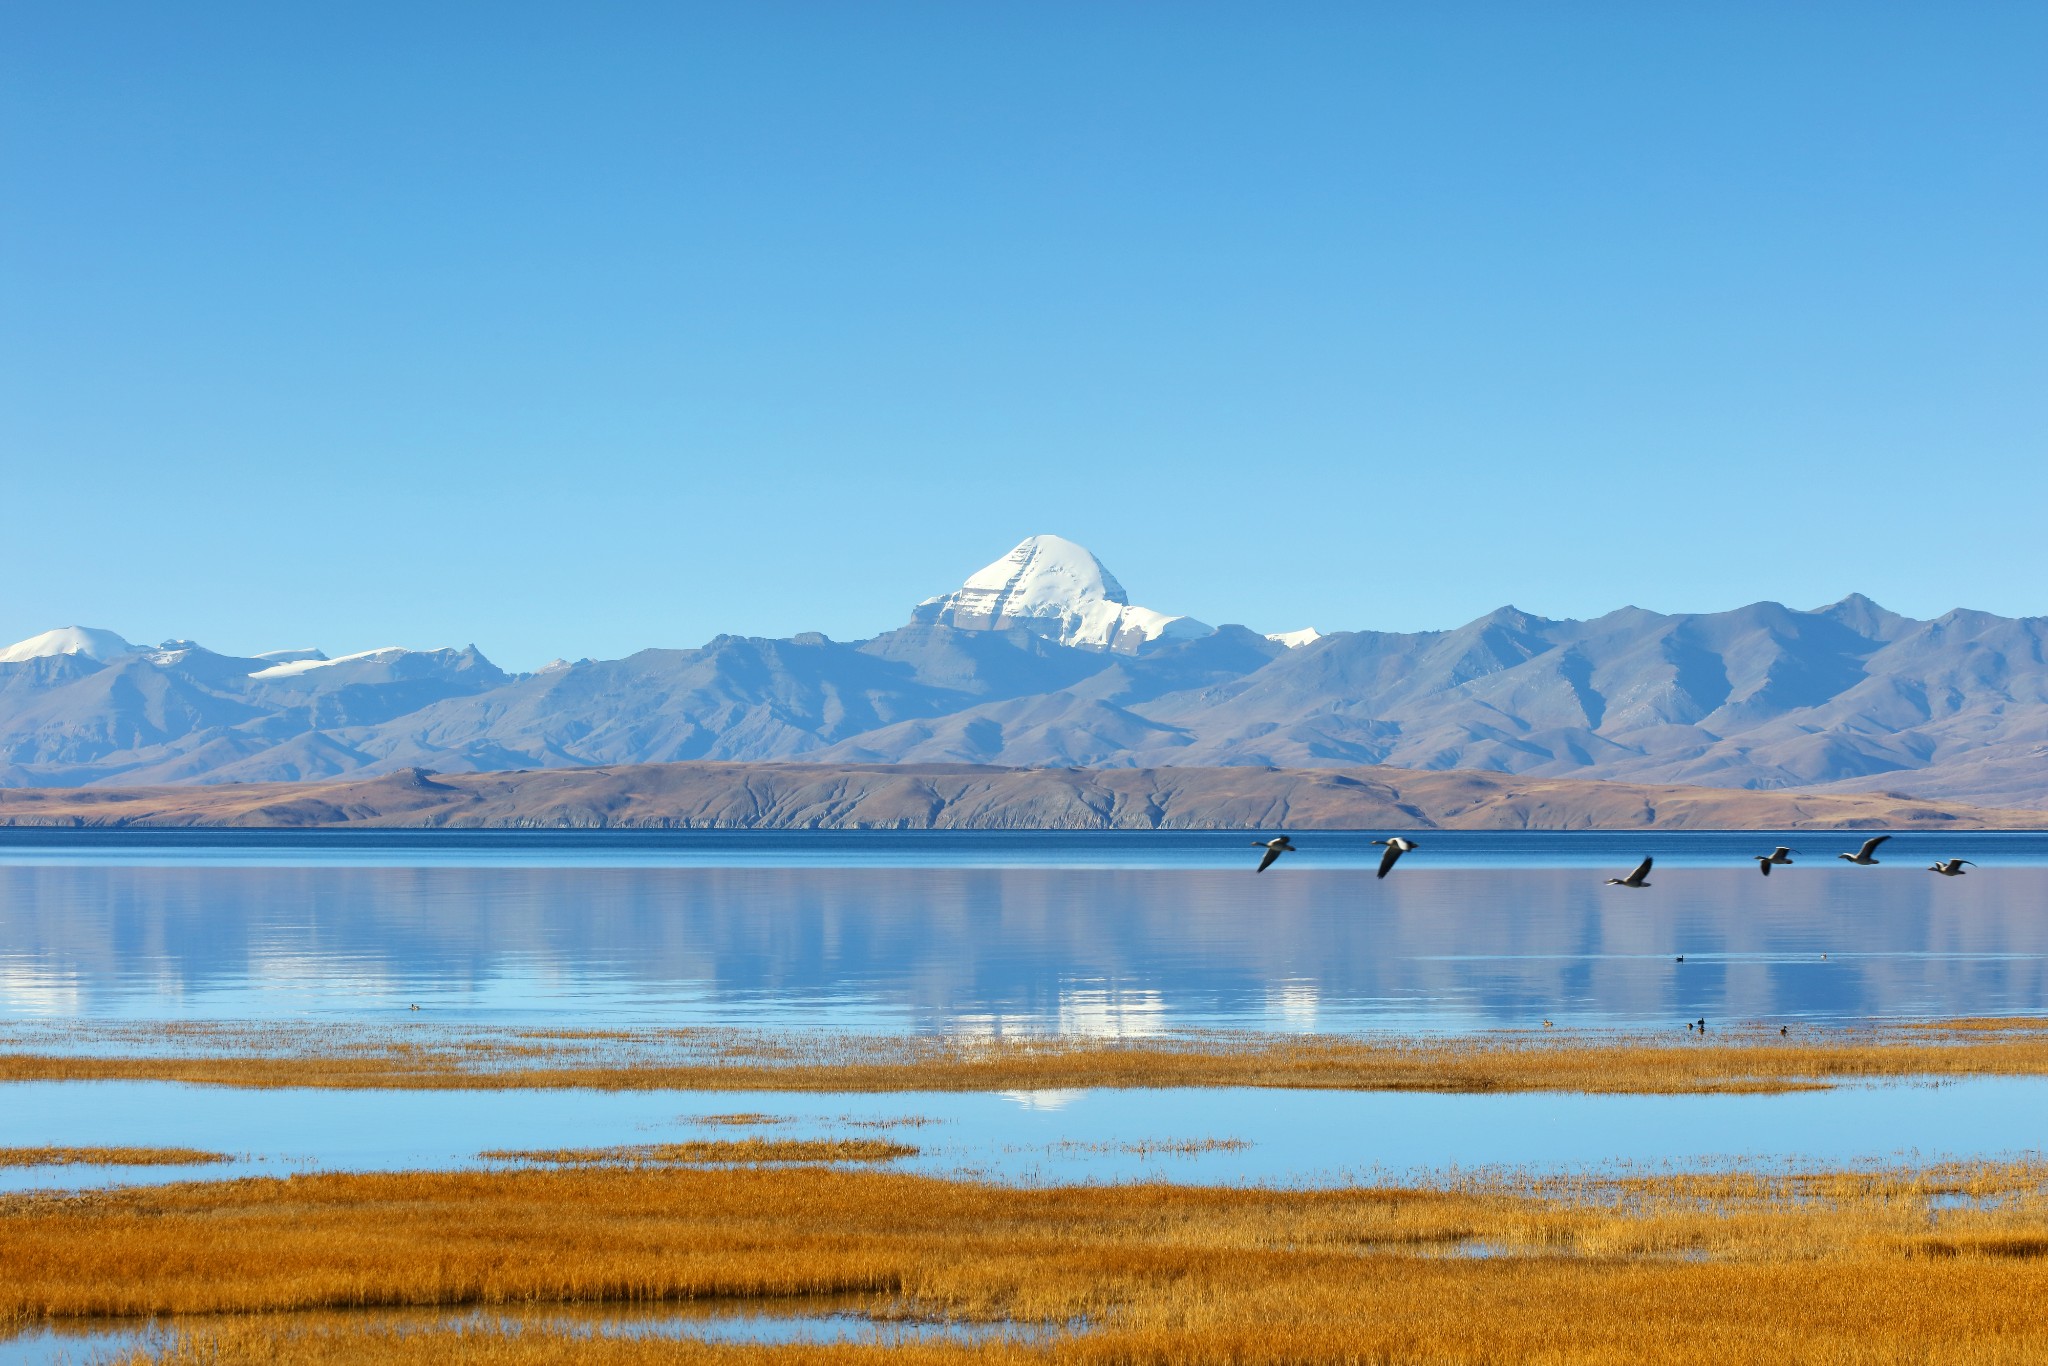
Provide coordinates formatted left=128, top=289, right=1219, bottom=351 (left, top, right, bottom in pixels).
left=483, top=1139, right=919, bottom=1166
left=9, top=1162, right=2048, bottom=1363
left=0, top=1146, right=228, bottom=1168
left=9, top=1018, right=2048, bottom=1094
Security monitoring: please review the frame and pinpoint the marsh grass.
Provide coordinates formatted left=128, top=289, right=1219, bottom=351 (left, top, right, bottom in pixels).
left=0, top=1147, right=229, bottom=1168
left=834, top=1115, right=946, bottom=1130
left=11, top=1017, right=2048, bottom=1094
left=688, top=1114, right=788, bottom=1127
left=1039, top=1138, right=1251, bottom=1156
left=483, top=1139, right=919, bottom=1166
left=13, top=1161, right=2048, bottom=1363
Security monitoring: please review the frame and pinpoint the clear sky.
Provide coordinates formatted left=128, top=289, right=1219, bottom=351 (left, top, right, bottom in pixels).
left=4, top=3, right=2043, bottom=670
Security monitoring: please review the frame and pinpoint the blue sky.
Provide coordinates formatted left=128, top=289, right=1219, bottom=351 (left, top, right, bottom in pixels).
left=4, top=2, right=2043, bottom=670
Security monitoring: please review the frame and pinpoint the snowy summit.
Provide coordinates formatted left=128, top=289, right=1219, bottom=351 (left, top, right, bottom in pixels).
left=0, top=626, right=137, bottom=665
left=914, top=534, right=1212, bottom=654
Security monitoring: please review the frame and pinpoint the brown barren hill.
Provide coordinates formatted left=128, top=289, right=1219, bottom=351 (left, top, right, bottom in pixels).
left=0, top=761, right=2041, bottom=829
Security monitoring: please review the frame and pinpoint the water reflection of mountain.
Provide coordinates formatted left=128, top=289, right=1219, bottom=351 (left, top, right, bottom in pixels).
left=4, top=861, right=2048, bottom=1031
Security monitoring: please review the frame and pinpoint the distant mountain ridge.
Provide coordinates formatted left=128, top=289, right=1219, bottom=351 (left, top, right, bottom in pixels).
left=4, top=535, right=2046, bottom=805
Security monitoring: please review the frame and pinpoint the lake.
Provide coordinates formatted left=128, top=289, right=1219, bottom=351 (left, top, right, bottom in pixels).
left=8, top=829, right=2048, bottom=1365
left=3, top=829, right=2044, bottom=1034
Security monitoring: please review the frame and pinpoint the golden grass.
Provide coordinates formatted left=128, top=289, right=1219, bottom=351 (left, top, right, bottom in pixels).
left=6, top=1161, right=2048, bottom=1363
left=483, top=1139, right=919, bottom=1166
left=0, top=1146, right=229, bottom=1168
left=10, top=1018, right=2048, bottom=1094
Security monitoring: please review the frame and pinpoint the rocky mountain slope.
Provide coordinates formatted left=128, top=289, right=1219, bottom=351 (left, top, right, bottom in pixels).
left=4, top=535, right=2047, bottom=805
left=0, top=761, right=2035, bottom=830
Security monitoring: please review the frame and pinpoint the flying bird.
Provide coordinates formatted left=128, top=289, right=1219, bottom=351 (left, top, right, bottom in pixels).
left=1753, top=847, right=1798, bottom=875
left=1251, top=836, right=1296, bottom=873
left=1372, top=837, right=1418, bottom=879
left=1928, top=859, right=1975, bottom=877
left=1606, top=857, right=1653, bottom=888
left=1838, top=836, right=1891, bottom=865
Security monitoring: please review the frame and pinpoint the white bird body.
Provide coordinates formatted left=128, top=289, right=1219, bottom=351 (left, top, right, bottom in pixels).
left=1371, top=836, right=1418, bottom=879
left=1838, top=836, right=1890, bottom=865
left=1251, top=836, right=1296, bottom=873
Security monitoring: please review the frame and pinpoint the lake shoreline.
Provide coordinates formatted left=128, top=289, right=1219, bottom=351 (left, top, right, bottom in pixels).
left=3, top=760, right=2042, bottom=831
left=10, top=1019, right=2048, bottom=1095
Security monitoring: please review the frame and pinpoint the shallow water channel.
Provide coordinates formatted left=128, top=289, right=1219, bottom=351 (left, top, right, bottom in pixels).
left=0, top=1300, right=1063, bottom=1366
left=6, top=1077, right=2048, bottom=1194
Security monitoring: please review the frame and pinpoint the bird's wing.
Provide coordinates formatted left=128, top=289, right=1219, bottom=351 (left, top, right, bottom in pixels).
left=1759, top=860, right=1772, bottom=876
left=1256, top=846, right=1281, bottom=873
left=1774, top=848, right=1793, bottom=859
left=1377, top=844, right=1402, bottom=879
left=1959, top=860, right=1976, bottom=867
left=1630, top=857, right=1654, bottom=883
left=1860, top=836, right=1891, bottom=857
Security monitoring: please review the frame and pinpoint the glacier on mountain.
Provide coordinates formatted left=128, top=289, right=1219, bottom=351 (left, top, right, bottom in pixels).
left=913, top=534, right=1213, bottom=654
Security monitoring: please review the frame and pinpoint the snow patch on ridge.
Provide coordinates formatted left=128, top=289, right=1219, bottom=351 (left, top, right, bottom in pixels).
left=1266, top=628, right=1323, bottom=649
left=914, top=535, right=1212, bottom=654
left=248, top=646, right=413, bottom=679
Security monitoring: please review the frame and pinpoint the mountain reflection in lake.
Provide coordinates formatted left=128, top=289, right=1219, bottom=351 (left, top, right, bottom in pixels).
left=3, top=831, right=2047, bottom=1033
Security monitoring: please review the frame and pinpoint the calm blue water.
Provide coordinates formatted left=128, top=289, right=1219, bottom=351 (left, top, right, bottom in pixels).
left=8, top=827, right=2039, bottom=1032
left=3, top=830, right=2045, bottom=1032
left=5, top=1078, right=2047, bottom=1194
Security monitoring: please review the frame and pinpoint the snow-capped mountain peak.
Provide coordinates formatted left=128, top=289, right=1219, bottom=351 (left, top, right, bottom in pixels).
left=1266, top=627, right=1323, bottom=649
left=913, top=534, right=1213, bottom=654
left=0, top=626, right=137, bottom=665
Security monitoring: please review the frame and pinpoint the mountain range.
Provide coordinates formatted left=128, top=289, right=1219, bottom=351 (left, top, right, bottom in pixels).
left=5, top=534, right=2046, bottom=806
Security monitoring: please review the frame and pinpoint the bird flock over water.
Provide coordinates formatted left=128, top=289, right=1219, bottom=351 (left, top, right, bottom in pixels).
left=1249, top=829, right=1984, bottom=1035
left=1250, top=831, right=1980, bottom=883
